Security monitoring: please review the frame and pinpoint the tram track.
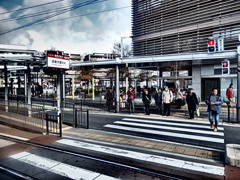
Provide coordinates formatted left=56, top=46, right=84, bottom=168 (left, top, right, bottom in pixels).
left=0, top=134, right=186, bottom=180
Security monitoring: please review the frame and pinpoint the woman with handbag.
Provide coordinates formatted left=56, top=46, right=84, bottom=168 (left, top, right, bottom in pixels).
left=186, top=88, right=199, bottom=119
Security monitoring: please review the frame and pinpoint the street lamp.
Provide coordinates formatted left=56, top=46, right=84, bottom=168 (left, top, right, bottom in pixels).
left=120, top=36, right=132, bottom=93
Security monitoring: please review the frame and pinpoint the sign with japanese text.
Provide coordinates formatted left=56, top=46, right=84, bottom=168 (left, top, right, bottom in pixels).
left=47, top=53, right=69, bottom=69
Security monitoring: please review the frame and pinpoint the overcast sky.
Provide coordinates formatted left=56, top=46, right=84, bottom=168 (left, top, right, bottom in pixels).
left=0, top=0, right=132, bottom=54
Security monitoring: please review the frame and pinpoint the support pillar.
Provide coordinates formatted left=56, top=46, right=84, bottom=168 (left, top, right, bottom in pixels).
left=27, top=64, right=32, bottom=117
left=237, top=50, right=240, bottom=123
left=57, top=71, right=63, bottom=123
left=92, top=77, right=95, bottom=100
left=4, top=63, right=8, bottom=112
left=24, top=73, right=27, bottom=103
left=62, top=73, right=66, bottom=100
left=115, top=65, right=120, bottom=113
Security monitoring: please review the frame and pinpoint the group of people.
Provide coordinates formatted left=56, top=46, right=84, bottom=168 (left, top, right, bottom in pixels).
left=106, top=83, right=235, bottom=132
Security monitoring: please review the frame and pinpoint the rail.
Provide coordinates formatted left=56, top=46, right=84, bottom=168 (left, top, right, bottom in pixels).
left=0, top=134, right=183, bottom=180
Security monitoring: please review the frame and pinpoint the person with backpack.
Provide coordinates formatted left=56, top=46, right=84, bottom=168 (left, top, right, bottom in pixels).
left=162, top=86, right=173, bottom=116
left=205, top=88, right=222, bottom=132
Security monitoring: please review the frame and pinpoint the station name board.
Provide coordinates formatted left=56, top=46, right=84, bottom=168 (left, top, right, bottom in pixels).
left=47, top=53, right=70, bottom=69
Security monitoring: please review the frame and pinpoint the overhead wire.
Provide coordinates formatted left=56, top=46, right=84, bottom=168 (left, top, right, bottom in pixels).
left=32, top=6, right=130, bottom=26
left=0, top=0, right=64, bottom=15
left=0, top=5, right=130, bottom=24
left=0, top=0, right=109, bottom=36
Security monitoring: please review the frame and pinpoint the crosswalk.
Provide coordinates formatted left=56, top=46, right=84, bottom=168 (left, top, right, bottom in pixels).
left=104, top=117, right=225, bottom=150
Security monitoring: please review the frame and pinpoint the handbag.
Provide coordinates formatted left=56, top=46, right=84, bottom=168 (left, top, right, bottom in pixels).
left=196, top=107, right=200, bottom=117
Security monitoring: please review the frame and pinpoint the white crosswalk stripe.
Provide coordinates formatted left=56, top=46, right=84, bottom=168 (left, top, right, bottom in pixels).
left=10, top=152, right=119, bottom=180
left=104, top=117, right=225, bottom=145
left=56, top=139, right=225, bottom=177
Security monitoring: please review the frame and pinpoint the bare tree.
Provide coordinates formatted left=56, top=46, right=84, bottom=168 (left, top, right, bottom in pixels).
left=112, top=42, right=132, bottom=57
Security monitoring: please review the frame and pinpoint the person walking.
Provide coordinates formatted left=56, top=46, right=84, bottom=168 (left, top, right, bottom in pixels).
left=176, top=89, right=183, bottom=109
left=127, top=86, right=135, bottom=114
left=154, top=88, right=162, bottom=115
left=226, top=83, right=234, bottom=107
left=186, top=88, right=199, bottom=119
left=119, top=90, right=126, bottom=109
left=143, top=90, right=151, bottom=115
left=162, top=86, right=173, bottom=116
left=205, top=88, right=222, bottom=131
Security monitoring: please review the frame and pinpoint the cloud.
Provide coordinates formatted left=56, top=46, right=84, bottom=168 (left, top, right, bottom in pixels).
left=0, top=0, right=132, bottom=54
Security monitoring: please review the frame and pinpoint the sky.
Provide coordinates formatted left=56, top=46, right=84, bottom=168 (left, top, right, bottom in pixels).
left=0, top=0, right=132, bottom=54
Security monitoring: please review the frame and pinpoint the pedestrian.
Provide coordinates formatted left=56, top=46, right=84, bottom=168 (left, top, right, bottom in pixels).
left=154, top=88, right=162, bottom=115
left=106, top=88, right=114, bottom=111
left=31, top=84, right=35, bottom=97
left=186, top=88, right=199, bottom=119
left=176, top=89, right=183, bottom=109
left=143, top=90, right=151, bottom=115
left=226, top=83, right=234, bottom=107
left=205, top=88, right=222, bottom=131
left=119, top=90, right=126, bottom=109
left=162, top=86, right=173, bottom=116
left=127, top=86, right=135, bottom=114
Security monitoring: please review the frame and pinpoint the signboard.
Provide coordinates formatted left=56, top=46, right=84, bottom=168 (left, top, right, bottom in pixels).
left=162, top=71, right=171, bottom=77
left=47, top=53, right=69, bottom=69
left=179, top=70, right=188, bottom=77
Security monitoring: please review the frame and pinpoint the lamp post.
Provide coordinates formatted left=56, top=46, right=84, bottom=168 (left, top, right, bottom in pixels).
left=121, top=36, right=132, bottom=93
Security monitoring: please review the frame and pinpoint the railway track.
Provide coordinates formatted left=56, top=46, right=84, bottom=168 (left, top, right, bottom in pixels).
left=0, top=134, right=186, bottom=180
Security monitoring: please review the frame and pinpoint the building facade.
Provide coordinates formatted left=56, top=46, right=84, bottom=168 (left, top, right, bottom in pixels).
left=131, top=0, right=239, bottom=100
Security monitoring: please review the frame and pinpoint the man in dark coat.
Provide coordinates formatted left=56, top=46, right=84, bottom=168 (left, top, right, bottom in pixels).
left=186, top=88, right=199, bottom=119
left=143, top=90, right=151, bottom=115
left=154, top=88, right=162, bottom=115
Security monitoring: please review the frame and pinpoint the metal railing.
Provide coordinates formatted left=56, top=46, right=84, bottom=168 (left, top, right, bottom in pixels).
left=74, top=109, right=89, bottom=129
left=0, top=98, right=63, bottom=136
left=46, top=113, right=62, bottom=137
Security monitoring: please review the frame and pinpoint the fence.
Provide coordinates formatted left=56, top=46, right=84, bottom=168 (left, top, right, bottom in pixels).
left=0, top=98, right=63, bottom=136
left=46, top=113, right=62, bottom=137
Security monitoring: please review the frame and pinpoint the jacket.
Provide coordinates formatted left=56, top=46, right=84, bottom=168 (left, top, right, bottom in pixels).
left=186, top=92, right=199, bottom=111
left=226, top=88, right=234, bottom=98
left=127, top=90, right=135, bottom=101
left=205, top=94, right=222, bottom=113
left=162, top=90, right=173, bottom=104
left=143, top=94, right=151, bottom=105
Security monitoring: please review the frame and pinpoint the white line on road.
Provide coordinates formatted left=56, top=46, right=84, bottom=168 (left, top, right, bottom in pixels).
left=11, top=152, right=119, bottom=180
left=104, top=124, right=224, bottom=144
left=0, top=133, right=29, bottom=141
left=122, top=118, right=224, bottom=131
left=56, top=139, right=224, bottom=177
left=116, top=120, right=224, bottom=136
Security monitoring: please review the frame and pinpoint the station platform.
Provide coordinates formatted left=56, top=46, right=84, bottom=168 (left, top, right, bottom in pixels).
left=1, top=111, right=240, bottom=180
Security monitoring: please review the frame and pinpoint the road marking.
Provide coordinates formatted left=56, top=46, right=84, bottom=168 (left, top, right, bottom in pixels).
left=0, top=133, right=29, bottom=141
left=104, top=124, right=224, bottom=143
left=11, top=152, right=119, bottom=180
left=0, top=139, right=15, bottom=148
left=115, top=121, right=224, bottom=136
left=56, top=139, right=224, bottom=176
left=122, top=118, right=224, bottom=131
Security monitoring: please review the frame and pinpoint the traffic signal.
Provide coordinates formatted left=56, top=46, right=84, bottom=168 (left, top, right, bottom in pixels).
left=222, top=60, right=230, bottom=75
left=208, top=40, right=216, bottom=53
